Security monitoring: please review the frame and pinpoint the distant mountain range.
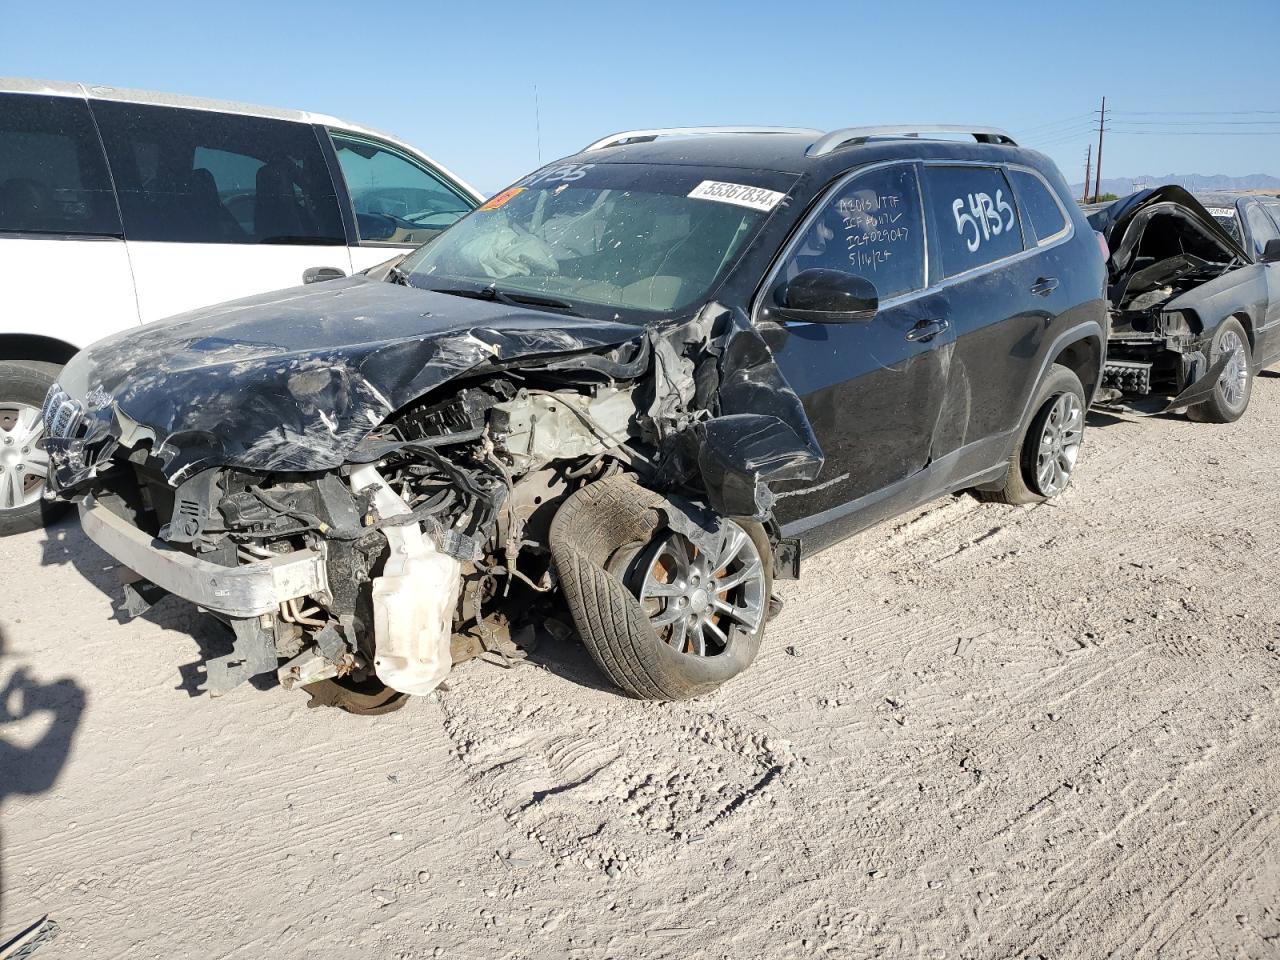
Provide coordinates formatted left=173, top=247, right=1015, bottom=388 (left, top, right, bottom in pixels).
left=1068, top=173, right=1280, bottom=197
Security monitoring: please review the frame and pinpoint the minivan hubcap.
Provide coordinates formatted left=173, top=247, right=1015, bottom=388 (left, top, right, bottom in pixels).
left=1035, top=393, right=1082, bottom=497
left=1217, top=330, right=1248, bottom=408
left=0, top=402, right=48, bottom=510
left=632, top=521, right=766, bottom=657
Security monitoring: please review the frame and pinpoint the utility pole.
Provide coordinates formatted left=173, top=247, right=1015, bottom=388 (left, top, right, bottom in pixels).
left=1082, top=144, right=1092, bottom=203
left=1093, top=96, right=1107, bottom=202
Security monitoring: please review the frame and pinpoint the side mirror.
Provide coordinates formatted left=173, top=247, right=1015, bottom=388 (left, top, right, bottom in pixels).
left=772, top=269, right=878, bottom=323
left=1262, top=238, right=1280, bottom=263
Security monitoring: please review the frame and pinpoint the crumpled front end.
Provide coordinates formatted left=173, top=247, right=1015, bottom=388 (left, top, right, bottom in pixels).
left=49, top=301, right=822, bottom=703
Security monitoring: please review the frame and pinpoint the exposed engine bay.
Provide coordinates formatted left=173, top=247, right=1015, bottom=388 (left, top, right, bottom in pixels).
left=1089, top=186, right=1253, bottom=407
left=44, top=278, right=822, bottom=710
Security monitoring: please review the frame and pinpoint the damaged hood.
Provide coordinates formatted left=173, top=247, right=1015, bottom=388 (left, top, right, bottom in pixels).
left=54, top=277, right=647, bottom=482
left=1088, top=185, right=1250, bottom=274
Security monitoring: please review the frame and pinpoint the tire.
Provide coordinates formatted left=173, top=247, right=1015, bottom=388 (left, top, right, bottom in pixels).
left=550, top=475, right=772, bottom=701
left=1188, top=317, right=1252, bottom=423
left=0, top=360, right=69, bottom=536
left=977, top=364, right=1086, bottom=506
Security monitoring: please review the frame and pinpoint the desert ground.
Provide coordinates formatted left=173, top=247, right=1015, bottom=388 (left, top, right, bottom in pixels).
left=2, top=378, right=1279, bottom=960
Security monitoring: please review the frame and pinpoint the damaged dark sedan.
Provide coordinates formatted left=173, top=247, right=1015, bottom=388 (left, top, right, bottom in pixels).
left=1090, top=186, right=1280, bottom=421
left=44, top=125, right=1107, bottom=711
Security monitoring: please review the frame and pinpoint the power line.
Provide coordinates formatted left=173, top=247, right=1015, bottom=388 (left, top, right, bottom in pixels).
left=1110, top=119, right=1280, bottom=126
left=1112, top=109, right=1280, bottom=116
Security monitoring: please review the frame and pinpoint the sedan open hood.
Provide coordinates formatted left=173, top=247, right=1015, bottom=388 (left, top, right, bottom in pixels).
left=53, top=277, right=650, bottom=483
left=1088, top=185, right=1250, bottom=275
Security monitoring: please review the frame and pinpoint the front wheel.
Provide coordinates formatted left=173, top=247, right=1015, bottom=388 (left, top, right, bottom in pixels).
left=550, top=476, right=772, bottom=701
left=0, top=360, right=67, bottom=536
left=976, top=365, right=1086, bottom=506
left=1188, top=318, right=1252, bottom=423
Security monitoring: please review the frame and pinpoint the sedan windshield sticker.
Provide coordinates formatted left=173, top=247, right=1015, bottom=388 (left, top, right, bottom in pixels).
left=688, top=180, right=785, bottom=212
left=1206, top=207, right=1235, bottom=218
left=479, top=187, right=525, bottom=211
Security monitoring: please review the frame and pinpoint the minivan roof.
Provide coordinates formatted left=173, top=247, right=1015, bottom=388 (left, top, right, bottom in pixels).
left=0, top=76, right=483, bottom=200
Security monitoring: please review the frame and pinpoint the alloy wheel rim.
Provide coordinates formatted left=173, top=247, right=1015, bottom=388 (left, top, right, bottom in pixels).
left=0, top=401, right=48, bottom=511
left=1217, top=330, right=1248, bottom=408
left=633, top=521, right=766, bottom=657
left=1034, top=392, right=1082, bottom=497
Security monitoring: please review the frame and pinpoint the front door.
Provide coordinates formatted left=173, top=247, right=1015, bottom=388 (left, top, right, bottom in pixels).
left=91, top=100, right=353, bottom=323
left=759, top=162, right=953, bottom=534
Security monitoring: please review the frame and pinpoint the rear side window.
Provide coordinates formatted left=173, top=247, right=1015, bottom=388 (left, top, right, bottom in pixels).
left=1010, top=169, right=1068, bottom=244
left=926, top=165, right=1023, bottom=277
left=330, top=131, right=474, bottom=244
left=776, top=163, right=925, bottom=301
left=0, top=92, right=120, bottom=237
left=92, top=101, right=345, bottom=245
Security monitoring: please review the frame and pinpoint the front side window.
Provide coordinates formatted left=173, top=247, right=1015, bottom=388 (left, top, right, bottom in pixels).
left=0, top=93, right=120, bottom=237
left=330, top=132, right=474, bottom=245
left=1244, top=201, right=1280, bottom=259
left=775, top=164, right=925, bottom=301
left=1010, top=169, right=1067, bottom=244
left=401, top=163, right=794, bottom=321
left=926, top=165, right=1023, bottom=277
left=92, top=101, right=344, bottom=245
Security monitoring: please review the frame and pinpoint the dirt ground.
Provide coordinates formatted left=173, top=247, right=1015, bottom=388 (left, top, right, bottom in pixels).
left=2, top=378, right=1279, bottom=960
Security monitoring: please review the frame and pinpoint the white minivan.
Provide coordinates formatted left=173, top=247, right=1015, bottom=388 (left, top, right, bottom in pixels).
left=0, top=78, right=483, bottom=533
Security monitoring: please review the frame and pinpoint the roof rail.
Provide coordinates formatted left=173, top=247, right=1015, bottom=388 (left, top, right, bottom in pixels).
left=806, top=125, right=1018, bottom=157
left=583, top=126, right=821, bottom=152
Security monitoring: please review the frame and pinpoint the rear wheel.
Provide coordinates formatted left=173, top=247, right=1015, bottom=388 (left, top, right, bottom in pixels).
left=0, top=360, right=67, bottom=536
left=977, top=365, right=1086, bottom=506
left=1188, top=318, right=1252, bottom=423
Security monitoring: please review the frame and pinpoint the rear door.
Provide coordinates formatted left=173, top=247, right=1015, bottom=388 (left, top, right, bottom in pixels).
left=759, top=161, right=954, bottom=532
left=0, top=91, right=138, bottom=346
left=327, top=130, right=478, bottom=274
left=920, top=163, right=1058, bottom=456
left=91, top=100, right=352, bottom=323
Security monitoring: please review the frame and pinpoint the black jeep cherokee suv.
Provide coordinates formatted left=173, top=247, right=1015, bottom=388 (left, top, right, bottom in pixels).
left=45, top=125, right=1107, bottom=710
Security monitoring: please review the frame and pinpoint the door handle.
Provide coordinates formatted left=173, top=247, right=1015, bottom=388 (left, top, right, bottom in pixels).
left=303, top=266, right=347, bottom=284
left=1031, top=276, right=1060, bottom=297
left=905, top=317, right=949, bottom=342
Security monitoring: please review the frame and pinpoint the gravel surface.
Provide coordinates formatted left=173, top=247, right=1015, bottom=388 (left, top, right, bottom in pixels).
left=3, top=378, right=1279, bottom=959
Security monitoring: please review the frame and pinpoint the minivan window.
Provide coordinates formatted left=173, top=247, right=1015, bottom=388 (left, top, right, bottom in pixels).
left=777, top=163, right=925, bottom=301
left=0, top=93, right=121, bottom=237
left=927, top=165, right=1023, bottom=277
left=92, top=101, right=345, bottom=245
left=1010, top=169, right=1067, bottom=244
left=330, top=132, right=473, bottom=244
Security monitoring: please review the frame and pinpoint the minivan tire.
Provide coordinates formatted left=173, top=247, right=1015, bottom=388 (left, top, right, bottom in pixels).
left=550, top=475, right=771, bottom=701
left=0, top=360, right=67, bottom=536
left=976, top=364, right=1087, bottom=506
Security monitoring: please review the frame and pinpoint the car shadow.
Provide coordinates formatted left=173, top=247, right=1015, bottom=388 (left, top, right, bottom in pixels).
left=36, top=513, right=267, bottom=698
left=0, top=622, right=87, bottom=924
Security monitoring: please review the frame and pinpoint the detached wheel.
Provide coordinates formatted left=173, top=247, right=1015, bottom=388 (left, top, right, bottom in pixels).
left=978, top=364, right=1086, bottom=505
left=1188, top=318, right=1252, bottom=423
left=550, top=476, right=771, bottom=701
left=0, top=360, right=67, bottom=536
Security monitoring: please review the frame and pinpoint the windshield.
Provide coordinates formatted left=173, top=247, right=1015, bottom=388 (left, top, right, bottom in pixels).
left=399, top=162, right=796, bottom=321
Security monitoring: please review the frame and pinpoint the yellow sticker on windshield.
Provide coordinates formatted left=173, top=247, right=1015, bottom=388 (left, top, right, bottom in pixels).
left=480, top=187, right=525, bottom=211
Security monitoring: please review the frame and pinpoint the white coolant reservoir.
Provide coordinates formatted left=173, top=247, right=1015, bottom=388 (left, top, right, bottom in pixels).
left=348, top=464, right=462, bottom=696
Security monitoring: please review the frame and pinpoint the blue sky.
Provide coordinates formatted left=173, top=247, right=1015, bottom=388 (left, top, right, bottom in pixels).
left=3, top=0, right=1277, bottom=194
